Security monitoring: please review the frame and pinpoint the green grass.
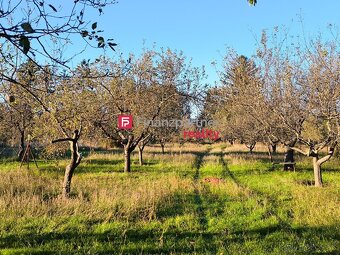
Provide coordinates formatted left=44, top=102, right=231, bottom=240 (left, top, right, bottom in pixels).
left=0, top=143, right=339, bottom=254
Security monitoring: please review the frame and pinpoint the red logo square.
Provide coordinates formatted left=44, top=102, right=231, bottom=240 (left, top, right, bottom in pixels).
left=118, top=115, right=133, bottom=129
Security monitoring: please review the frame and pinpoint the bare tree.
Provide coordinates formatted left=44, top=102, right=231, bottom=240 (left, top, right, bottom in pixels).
left=33, top=64, right=95, bottom=197
left=212, top=52, right=266, bottom=152
left=256, top=30, right=339, bottom=185
left=0, top=61, right=46, bottom=160
left=0, top=0, right=116, bottom=71
left=0, top=0, right=117, bottom=125
left=288, top=40, right=339, bottom=186
left=93, top=49, right=204, bottom=172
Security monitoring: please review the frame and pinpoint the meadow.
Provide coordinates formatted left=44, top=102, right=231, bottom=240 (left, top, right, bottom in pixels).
left=0, top=143, right=339, bottom=254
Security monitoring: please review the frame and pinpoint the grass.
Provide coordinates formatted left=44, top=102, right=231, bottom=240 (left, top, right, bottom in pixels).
left=0, top=143, right=339, bottom=254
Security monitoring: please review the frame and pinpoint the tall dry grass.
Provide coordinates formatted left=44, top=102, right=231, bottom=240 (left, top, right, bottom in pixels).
left=0, top=167, right=194, bottom=223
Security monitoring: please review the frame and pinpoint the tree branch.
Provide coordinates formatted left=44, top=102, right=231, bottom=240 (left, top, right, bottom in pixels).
left=290, top=146, right=308, bottom=156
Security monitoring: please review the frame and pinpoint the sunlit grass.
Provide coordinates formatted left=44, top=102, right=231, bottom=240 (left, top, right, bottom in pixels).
left=0, top=143, right=339, bottom=254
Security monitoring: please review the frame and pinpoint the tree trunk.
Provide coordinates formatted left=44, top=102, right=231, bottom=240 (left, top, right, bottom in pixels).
left=311, top=145, right=336, bottom=187
left=249, top=146, right=254, bottom=154
left=62, top=138, right=81, bottom=198
left=284, top=139, right=296, bottom=170
left=18, top=130, right=25, bottom=161
left=283, top=146, right=295, bottom=170
left=137, top=135, right=150, bottom=166
left=124, top=148, right=131, bottom=173
left=271, top=144, right=277, bottom=153
left=266, top=139, right=277, bottom=162
left=138, top=146, right=143, bottom=166
left=160, top=143, right=165, bottom=154
left=62, top=161, right=76, bottom=198
left=312, top=156, right=322, bottom=187
left=267, top=144, right=273, bottom=163
left=246, top=142, right=256, bottom=154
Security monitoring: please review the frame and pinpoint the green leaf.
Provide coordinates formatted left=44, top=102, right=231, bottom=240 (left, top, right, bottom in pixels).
left=19, top=36, right=30, bottom=54
left=108, top=42, right=117, bottom=51
left=21, top=22, right=34, bottom=33
left=48, top=4, right=57, bottom=12
left=92, top=22, right=97, bottom=30
left=97, top=36, right=105, bottom=47
left=248, top=0, right=257, bottom=6
left=97, top=36, right=104, bottom=41
left=81, top=30, right=89, bottom=37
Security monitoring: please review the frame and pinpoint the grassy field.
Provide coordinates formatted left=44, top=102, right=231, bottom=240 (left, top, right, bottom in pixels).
left=0, top=143, right=339, bottom=254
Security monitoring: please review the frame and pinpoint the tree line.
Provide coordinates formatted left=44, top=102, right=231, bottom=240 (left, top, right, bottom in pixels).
left=1, top=1, right=338, bottom=198
left=201, top=31, right=339, bottom=187
left=0, top=48, right=206, bottom=198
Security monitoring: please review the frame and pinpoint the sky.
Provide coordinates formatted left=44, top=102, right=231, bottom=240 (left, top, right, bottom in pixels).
left=64, top=0, right=340, bottom=84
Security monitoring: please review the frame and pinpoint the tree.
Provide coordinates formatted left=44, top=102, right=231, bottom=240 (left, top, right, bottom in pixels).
left=0, top=0, right=117, bottom=119
left=93, top=48, right=204, bottom=172
left=0, top=0, right=116, bottom=68
left=1, top=98, right=34, bottom=161
left=289, top=40, right=339, bottom=186
left=211, top=52, right=266, bottom=152
left=213, top=33, right=304, bottom=167
left=253, top=32, right=307, bottom=168
left=211, top=28, right=339, bottom=183
left=0, top=61, right=46, bottom=160
left=150, top=78, right=187, bottom=155
left=33, top=64, right=95, bottom=198
left=90, top=54, right=154, bottom=173
left=256, top=31, right=339, bottom=185
left=222, top=54, right=261, bottom=151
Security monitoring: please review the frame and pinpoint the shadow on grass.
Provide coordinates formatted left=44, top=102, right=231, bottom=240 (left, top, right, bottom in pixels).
left=191, top=150, right=211, bottom=231
left=218, top=151, right=274, bottom=184
left=210, top=150, right=283, bottom=163
left=0, top=229, right=216, bottom=254
left=295, top=164, right=340, bottom=173
left=134, top=160, right=158, bottom=166
left=145, top=149, right=206, bottom=157
left=34, top=164, right=65, bottom=175
left=35, top=156, right=163, bottom=175
left=0, top=225, right=339, bottom=254
left=219, top=152, right=243, bottom=188
left=218, top=151, right=292, bottom=229
left=83, top=158, right=124, bottom=166
left=295, top=179, right=315, bottom=186
left=37, top=165, right=118, bottom=175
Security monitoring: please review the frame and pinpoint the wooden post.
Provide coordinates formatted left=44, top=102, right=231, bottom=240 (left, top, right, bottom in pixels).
left=20, top=136, right=38, bottom=170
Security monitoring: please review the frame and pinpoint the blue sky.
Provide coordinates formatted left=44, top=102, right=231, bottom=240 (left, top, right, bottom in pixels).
left=65, top=0, right=340, bottom=84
